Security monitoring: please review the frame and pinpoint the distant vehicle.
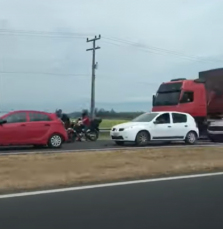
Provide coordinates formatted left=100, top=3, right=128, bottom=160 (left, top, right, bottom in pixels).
left=0, top=110, right=68, bottom=148
left=110, top=112, right=199, bottom=146
left=152, top=68, right=223, bottom=136
left=207, top=120, right=223, bottom=142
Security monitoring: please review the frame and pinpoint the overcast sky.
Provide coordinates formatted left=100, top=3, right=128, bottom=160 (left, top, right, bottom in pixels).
left=0, top=0, right=223, bottom=112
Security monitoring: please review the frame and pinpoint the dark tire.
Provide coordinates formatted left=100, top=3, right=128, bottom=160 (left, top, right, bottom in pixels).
left=48, top=134, right=63, bottom=148
left=115, top=141, right=124, bottom=146
left=185, top=131, right=197, bottom=145
left=86, top=130, right=99, bottom=141
left=135, top=130, right=150, bottom=146
left=68, top=132, right=76, bottom=143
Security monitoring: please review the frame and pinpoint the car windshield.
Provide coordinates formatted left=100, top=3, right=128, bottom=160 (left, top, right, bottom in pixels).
left=132, top=113, right=159, bottom=122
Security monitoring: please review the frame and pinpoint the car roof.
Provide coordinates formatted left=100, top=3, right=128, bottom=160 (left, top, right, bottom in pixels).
left=7, top=110, right=52, bottom=114
left=147, top=111, right=189, bottom=115
left=0, top=110, right=53, bottom=118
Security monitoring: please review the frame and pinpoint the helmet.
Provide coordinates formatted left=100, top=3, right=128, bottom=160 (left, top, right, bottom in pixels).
left=55, top=109, right=62, bottom=117
left=82, top=111, right=87, bottom=117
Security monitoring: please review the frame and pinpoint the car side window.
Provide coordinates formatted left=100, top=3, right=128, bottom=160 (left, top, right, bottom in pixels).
left=180, top=91, right=194, bottom=103
left=155, top=113, right=170, bottom=124
left=5, top=112, right=27, bottom=123
left=29, top=113, right=52, bottom=122
left=172, top=113, right=187, bottom=123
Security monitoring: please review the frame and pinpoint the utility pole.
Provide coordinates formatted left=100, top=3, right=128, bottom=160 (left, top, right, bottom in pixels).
left=86, top=35, right=101, bottom=119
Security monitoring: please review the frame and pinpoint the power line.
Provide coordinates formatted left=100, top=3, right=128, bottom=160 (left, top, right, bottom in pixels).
left=1, top=28, right=222, bottom=64
left=0, top=71, right=160, bottom=86
left=0, top=29, right=93, bottom=39
left=102, top=37, right=223, bottom=64
left=0, top=70, right=89, bottom=77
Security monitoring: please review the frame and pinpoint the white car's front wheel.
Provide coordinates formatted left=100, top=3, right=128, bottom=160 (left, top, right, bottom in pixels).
left=135, top=130, right=150, bottom=146
left=185, top=131, right=197, bottom=145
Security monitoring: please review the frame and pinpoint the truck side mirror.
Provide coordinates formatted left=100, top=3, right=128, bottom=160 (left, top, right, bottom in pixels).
left=152, top=95, right=155, bottom=106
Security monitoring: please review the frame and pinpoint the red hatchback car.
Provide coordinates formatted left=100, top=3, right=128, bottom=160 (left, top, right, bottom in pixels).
left=0, top=110, right=68, bottom=148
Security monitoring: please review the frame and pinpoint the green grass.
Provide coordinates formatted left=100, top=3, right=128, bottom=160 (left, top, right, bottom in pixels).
left=100, top=119, right=129, bottom=129
left=98, top=131, right=110, bottom=140
left=71, top=118, right=129, bottom=129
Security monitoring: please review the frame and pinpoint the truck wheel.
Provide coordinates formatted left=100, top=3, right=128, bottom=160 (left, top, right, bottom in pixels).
left=185, top=131, right=197, bottom=145
left=135, top=130, right=150, bottom=146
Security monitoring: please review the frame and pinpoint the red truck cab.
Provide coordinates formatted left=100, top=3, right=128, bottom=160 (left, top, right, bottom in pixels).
left=152, top=79, right=207, bottom=118
left=152, top=68, right=223, bottom=134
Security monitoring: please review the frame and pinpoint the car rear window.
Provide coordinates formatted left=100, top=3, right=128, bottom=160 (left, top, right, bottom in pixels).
left=172, top=113, right=187, bottom=123
left=29, top=112, right=52, bottom=122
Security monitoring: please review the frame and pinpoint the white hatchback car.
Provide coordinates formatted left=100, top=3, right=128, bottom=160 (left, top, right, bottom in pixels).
left=110, top=112, right=199, bottom=146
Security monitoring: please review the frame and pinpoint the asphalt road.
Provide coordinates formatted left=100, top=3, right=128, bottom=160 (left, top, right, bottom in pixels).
left=0, top=139, right=221, bottom=153
left=1, top=174, right=223, bottom=229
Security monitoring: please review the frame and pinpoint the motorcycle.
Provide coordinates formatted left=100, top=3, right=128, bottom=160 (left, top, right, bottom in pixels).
left=67, top=118, right=102, bottom=142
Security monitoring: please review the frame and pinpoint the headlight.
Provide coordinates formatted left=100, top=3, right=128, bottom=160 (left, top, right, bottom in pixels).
left=124, top=126, right=136, bottom=130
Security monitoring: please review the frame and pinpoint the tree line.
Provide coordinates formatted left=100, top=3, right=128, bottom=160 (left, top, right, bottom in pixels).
left=68, top=108, right=144, bottom=119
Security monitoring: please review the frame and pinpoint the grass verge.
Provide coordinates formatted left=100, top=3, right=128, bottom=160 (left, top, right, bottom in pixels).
left=1, top=146, right=223, bottom=194
left=98, top=131, right=110, bottom=140
left=100, top=119, right=129, bottom=129
left=70, top=118, right=129, bottom=129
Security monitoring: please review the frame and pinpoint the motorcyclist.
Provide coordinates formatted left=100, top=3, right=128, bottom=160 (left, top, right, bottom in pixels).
left=56, top=109, right=70, bottom=129
left=55, top=109, right=62, bottom=118
left=72, top=114, right=90, bottom=142
left=81, top=111, right=90, bottom=132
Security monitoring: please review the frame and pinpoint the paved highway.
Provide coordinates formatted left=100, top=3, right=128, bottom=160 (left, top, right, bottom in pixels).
left=0, top=139, right=221, bottom=154
left=1, top=174, right=223, bottom=229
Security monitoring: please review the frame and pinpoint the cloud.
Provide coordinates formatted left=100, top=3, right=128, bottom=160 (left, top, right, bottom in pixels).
left=0, top=0, right=223, bottom=111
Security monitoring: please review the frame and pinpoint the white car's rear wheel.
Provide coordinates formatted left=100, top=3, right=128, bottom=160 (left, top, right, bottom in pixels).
left=48, top=134, right=63, bottom=148
left=135, top=131, right=150, bottom=146
left=185, top=131, right=197, bottom=145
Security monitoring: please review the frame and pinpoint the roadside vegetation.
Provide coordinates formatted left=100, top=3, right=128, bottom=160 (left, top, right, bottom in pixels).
left=1, top=146, right=223, bottom=194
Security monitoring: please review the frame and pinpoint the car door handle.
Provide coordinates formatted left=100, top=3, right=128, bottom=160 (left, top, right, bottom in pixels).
left=168, top=126, right=171, bottom=128
left=185, top=125, right=188, bottom=127
left=21, top=124, right=26, bottom=127
left=45, top=124, right=50, bottom=126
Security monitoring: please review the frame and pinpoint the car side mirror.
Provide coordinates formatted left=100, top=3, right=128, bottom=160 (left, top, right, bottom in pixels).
left=153, top=120, right=159, bottom=124
left=0, top=119, right=7, bottom=125
left=152, top=95, right=155, bottom=106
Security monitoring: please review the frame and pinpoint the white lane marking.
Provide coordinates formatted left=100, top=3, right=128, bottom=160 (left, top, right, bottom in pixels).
left=1, top=143, right=223, bottom=156
left=0, top=172, right=223, bottom=199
